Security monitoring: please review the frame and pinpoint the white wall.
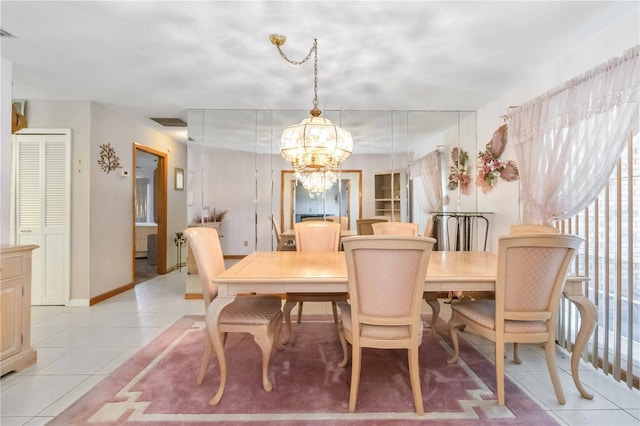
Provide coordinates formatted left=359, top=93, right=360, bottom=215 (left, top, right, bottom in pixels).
left=23, top=100, right=92, bottom=300
left=475, top=13, right=639, bottom=253
left=89, top=103, right=186, bottom=299
left=23, top=100, right=187, bottom=303
left=0, top=58, right=12, bottom=245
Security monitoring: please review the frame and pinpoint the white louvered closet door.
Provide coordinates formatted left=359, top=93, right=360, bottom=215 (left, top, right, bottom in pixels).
left=12, top=130, right=71, bottom=305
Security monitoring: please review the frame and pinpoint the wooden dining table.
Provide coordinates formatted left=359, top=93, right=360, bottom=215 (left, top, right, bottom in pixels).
left=208, top=250, right=597, bottom=405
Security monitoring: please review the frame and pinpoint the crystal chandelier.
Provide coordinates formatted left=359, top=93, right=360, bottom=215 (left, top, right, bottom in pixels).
left=270, top=34, right=353, bottom=175
left=295, top=168, right=338, bottom=193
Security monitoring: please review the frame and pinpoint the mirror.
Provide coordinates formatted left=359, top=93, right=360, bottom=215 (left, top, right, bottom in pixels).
left=135, top=150, right=159, bottom=224
left=280, top=170, right=362, bottom=232
left=187, top=109, right=477, bottom=255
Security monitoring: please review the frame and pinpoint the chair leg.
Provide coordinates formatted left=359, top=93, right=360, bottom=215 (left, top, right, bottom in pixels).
left=423, top=292, right=440, bottom=337
left=281, top=299, right=297, bottom=345
left=496, top=341, right=505, bottom=405
left=447, top=317, right=463, bottom=364
left=253, top=332, right=277, bottom=393
left=297, top=301, right=304, bottom=323
left=207, top=328, right=227, bottom=406
left=513, top=343, right=521, bottom=364
left=197, top=338, right=213, bottom=384
left=408, top=346, right=425, bottom=415
left=544, top=341, right=566, bottom=405
left=331, top=301, right=339, bottom=323
left=348, top=346, right=362, bottom=413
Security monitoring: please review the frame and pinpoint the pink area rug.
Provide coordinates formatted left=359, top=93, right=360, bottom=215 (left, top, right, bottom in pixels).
left=50, top=315, right=558, bottom=425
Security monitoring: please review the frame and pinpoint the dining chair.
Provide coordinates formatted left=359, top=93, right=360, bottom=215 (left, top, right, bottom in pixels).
left=507, top=223, right=560, bottom=362
left=281, top=221, right=345, bottom=344
left=371, top=221, right=419, bottom=236
left=337, top=235, right=436, bottom=415
left=423, top=217, right=435, bottom=238
left=183, top=227, right=283, bottom=404
left=447, top=233, right=583, bottom=406
left=327, top=215, right=349, bottom=229
left=356, top=217, right=389, bottom=235
left=371, top=221, right=440, bottom=337
left=509, top=224, right=559, bottom=235
left=301, top=216, right=326, bottom=221
left=271, top=215, right=296, bottom=251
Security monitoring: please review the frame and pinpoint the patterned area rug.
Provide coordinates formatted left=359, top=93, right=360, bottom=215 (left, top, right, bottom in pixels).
left=50, top=315, right=557, bottom=425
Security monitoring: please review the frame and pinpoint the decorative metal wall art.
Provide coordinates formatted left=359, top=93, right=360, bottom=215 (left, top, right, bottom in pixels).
left=98, top=143, right=122, bottom=174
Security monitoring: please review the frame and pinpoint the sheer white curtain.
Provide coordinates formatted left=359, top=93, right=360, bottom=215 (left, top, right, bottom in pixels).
left=410, top=150, right=443, bottom=214
left=508, top=45, right=639, bottom=224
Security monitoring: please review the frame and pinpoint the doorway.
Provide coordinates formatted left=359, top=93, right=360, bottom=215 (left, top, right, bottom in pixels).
left=133, top=145, right=167, bottom=283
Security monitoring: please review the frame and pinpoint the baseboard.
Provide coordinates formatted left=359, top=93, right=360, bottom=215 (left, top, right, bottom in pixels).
left=68, top=299, right=90, bottom=307
left=90, top=282, right=135, bottom=306
left=223, top=254, right=246, bottom=260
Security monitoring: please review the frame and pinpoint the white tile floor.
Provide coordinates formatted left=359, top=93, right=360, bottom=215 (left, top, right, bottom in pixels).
left=1, top=270, right=639, bottom=425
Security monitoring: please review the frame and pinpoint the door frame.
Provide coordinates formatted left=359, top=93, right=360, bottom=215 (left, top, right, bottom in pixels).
left=280, top=169, right=362, bottom=232
left=133, top=144, right=168, bottom=279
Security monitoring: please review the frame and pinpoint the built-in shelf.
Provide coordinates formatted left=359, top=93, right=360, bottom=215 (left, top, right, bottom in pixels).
left=374, top=172, right=406, bottom=221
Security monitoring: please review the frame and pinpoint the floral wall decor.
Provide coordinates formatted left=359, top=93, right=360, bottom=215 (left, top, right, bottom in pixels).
left=476, top=123, right=519, bottom=193
left=448, top=147, right=471, bottom=195
left=98, top=143, right=122, bottom=174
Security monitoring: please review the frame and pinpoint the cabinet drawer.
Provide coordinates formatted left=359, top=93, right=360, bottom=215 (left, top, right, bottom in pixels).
left=0, top=257, right=23, bottom=280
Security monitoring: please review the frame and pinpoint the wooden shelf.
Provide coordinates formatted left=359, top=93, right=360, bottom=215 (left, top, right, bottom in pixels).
left=374, top=172, right=405, bottom=221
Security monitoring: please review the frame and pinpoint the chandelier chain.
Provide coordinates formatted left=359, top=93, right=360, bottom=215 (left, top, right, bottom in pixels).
left=313, top=39, right=318, bottom=109
left=270, top=34, right=353, bottom=178
left=274, top=39, right=316, bottom=66
left=275, top=39, right=319, bottom=111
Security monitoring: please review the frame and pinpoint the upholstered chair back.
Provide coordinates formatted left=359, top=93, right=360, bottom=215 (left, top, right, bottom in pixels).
left=497, top=234, right=582, bottom=320
left=356, top=217, right=389, bottom=235
left=184, top=227, right=224, bottom=308
left=509, top=224, right=559, bottom=235
left=294, top=221, right=341, bottom=252
left=343, top=235, right=435, bottom=341
left=371, top=222, right=419, bottom=236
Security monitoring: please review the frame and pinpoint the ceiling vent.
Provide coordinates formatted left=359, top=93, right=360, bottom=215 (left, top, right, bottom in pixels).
left=149, top=117, right=187, bottom=127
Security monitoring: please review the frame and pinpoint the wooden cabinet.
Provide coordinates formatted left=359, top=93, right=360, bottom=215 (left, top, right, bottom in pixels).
left=1, top=245, right=38, bottom=376
left=374, top=172, right=406, bottom=221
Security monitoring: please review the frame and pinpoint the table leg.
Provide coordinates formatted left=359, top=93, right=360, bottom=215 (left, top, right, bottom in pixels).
left=205, top=296, right=234, bottom=405
left=564, top=294, right=598, bottom=400
left=281, top=300, right=297, bottom=345
left=423, top=292, right=440, bottom=338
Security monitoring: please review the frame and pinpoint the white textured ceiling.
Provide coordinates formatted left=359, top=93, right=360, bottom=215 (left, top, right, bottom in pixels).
left=1, top=1, right=638, bottom=144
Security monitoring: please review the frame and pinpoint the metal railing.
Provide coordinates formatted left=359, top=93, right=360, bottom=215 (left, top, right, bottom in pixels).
left=558, top=131, right=638, bottom=389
